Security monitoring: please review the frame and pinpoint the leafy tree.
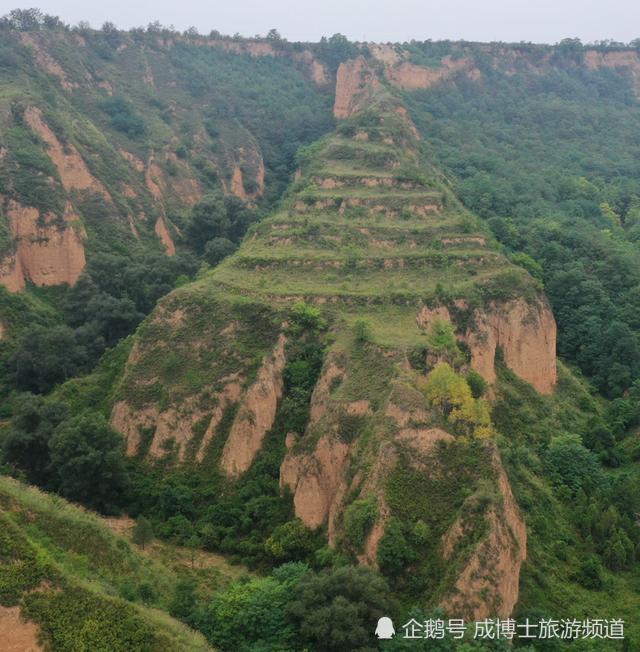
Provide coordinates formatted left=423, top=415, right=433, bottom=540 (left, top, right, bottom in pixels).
left=353, top=319, right=372, bottom=344
left=48, top=412, right=129, bottom=513
left=187, top=192, right=230, bottom=252
left=169, top=578, right=199, bottom=625
left=132, top=516, right=153, bottom=550
left=186, top=534, right=201, bottom=568
left=287, top=565, right=396, bottom=652
left=377, top=517, right=418, bottom=576
left=466, top=369, right=488, bottom=398
left=264, top=519, right=317, bottom=562
left=5, top=8, right=43, bottom=31
left=342, top=498, right=377, bottom=552
left=425, top=318, right=461, bottom=363
left=203, top=563, right=309, bottom=651
left=99, top=96, right=145, bottom=137
left=423, top=363, right=493, bottom=438
left=12, top=325, right=88, bottom=394
left=603, top=527, right=635, bottom=570
left=543, top=433, right=602, bottom=495
left=2, top=394, right=67, bottom=484
left=315, top=34, right=360, bottom=74
left=203, top=237, right=236, bottom=266
left=575, top=555, right=604, bottom=590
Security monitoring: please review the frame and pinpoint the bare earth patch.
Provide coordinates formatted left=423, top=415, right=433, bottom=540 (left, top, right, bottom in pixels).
left=0, top=606, right=43, bottom=652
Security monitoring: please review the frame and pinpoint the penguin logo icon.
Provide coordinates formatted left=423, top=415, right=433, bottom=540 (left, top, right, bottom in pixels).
left=375, top=616, right=395, bottom=639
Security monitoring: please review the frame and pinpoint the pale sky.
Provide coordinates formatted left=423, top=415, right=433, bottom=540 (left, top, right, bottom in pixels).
left=2, top=0, right=639, bottom=44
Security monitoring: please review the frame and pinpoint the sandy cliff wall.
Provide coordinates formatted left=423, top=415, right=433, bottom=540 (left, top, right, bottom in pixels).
left=0, top=201, right=86, bottom=291
left=220, top=334, right=287, bottom=476
left=333, top=56, right=381, bottom=119
left=416, top=298, right=557, bottom=394
left=24, top=107, right=109, bottom=198
left=441, top=445, right=527, bottom=620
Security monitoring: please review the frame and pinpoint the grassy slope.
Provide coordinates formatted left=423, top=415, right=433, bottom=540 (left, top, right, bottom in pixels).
left=0, top=474, right=254, bottom=651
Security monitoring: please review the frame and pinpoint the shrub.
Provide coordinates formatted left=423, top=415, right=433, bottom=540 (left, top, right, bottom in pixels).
left=543, top=433, right=602, bottom=495
left=466, top=369, right=488, bottom=398
left=287, top=565, right=395, bottom=652
left=342, top=498, right=377, bottom=552
left=264, top=519, right=317, bottom=562
left=377, top=517, right=418, bottom=576
left=99, top=96, right=145, bottom=137
left=203, top=237, right=236, bottom=266
left=352, top=319, right=371, bottom=344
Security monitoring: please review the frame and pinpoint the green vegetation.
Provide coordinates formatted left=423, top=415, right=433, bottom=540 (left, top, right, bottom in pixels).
left=2, top=19, right=640, bottom=650
left=407, top=59, right=640, bottom=397
left=0, top=475, right=212, bottom=651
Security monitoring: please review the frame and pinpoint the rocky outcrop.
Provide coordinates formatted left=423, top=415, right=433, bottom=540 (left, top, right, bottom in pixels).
left=229, top=150, right=265, bottom=201
left=195, top=379, right=243, bottom=462
left=24, top=107, right=109, bottom=198
left=220, top=334, right=287, bottom=476
left=0, top=253, right=25, bottom=292
left=145, top=155, right=164, bottom=200
left=468, top=298, right=556, bottom=393
left=111, top=375, right=244, bottom=460
left=441, top=445, right=527, bottom=620
left=334, top=56, right=381, bottom=119
left=0, top=201, right=86, bottom=291
left=416, top=298, right=557, bottom=394
left=230, top=166, right=247, bottom=200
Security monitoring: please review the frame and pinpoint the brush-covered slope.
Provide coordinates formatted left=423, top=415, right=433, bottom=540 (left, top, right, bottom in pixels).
left=0, top=475, right=215, bottom=651
left=108, top=72, right=558, bottom=618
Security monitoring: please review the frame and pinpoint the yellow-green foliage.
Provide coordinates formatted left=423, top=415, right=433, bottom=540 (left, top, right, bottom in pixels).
left=422, top=362, right=493, bottom=438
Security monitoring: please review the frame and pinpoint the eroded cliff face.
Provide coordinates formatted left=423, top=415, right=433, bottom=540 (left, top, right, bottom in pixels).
left=334, top=56, right=381, bottom=118
left=108, top=68, right=553, bottom=621
left=221, top=334, right=287, bottom=476
left=154, top=217, right=176, bottom=256
left=280, top=434, right=351, bottom=530
left=385, top=58, right=480, bottom=90
left=280, top=352, right=528, bottom=618
left=0, top=201, right=86, bottom=290
left=24, top=107, right=109, bottom=197
left=441, top=445, right=527, bottom=620
left=584, top=50, right=640, bottom=95
left=416, top=297, right=557, bottom=394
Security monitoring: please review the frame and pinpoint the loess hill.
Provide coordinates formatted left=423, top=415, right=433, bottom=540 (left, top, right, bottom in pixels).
left=110, top=68, right=556, bottom=619
left=3, top=19, right=640, bottom=649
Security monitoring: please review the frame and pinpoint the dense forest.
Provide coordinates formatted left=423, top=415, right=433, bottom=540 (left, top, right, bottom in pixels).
left=1, top=8, right=640, bottom=651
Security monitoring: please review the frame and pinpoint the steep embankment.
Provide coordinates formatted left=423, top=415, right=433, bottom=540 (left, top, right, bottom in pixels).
left=106, top=57, right=558, bottom=618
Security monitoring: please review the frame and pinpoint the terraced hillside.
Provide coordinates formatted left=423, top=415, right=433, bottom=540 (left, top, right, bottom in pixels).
left=108, top=75, right=557, bottom=618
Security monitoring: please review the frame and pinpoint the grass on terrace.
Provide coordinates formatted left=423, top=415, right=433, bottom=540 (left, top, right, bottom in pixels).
left=210, top=258, right=508, bottom=299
